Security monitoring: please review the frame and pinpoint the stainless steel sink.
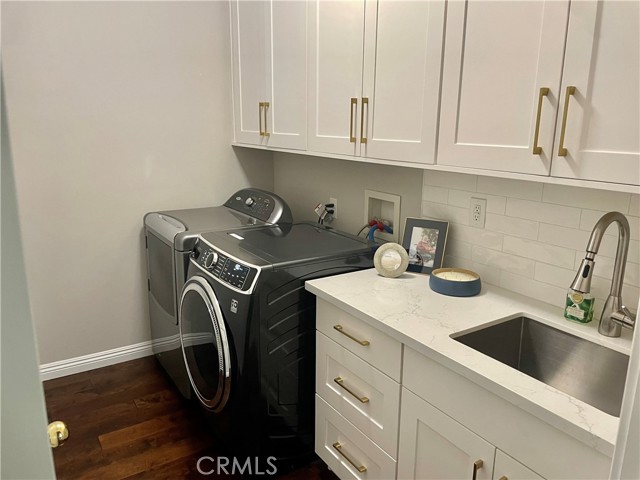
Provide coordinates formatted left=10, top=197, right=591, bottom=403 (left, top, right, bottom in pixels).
left=452, top=316, right=629, bottom=416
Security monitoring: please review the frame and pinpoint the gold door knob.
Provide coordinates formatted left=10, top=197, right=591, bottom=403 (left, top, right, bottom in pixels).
left=48, top=421, right=69, bottom=448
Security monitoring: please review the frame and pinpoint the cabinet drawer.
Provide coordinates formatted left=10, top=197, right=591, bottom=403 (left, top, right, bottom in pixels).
left=316, top=299, right=402, bottom=381
left=315, top=395, right=397, bottom=480
left=316, top=332, right=400, bottom=458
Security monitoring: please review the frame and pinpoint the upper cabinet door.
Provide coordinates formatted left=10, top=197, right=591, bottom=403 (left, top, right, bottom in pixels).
left=361, top=0, right=445, bottom=164
left=231, top=1, right=307, bottom=150
left=231, top=1, right=268, bottom=146
left=550, top=0, right=640, bottom=185
left=264, top=1, right=307, bottom=150
left=307, top=0, right=366, bottom=156
left=438, top=0, right=569, bottom=175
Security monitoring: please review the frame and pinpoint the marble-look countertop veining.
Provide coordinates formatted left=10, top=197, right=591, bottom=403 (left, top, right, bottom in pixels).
left=305, top=269, right=634, bottom=457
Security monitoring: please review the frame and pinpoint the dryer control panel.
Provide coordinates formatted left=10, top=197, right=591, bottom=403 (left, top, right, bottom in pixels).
left=224, top=188, right=293, bottom=225
left=193, top=244, right=258, bottom=292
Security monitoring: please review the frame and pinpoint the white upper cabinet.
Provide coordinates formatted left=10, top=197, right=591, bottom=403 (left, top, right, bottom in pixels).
left=438, top=0, right=569, bottom=175
left=231, top=0, right=307, bottom=150
left=308, top=0, right=445, bottom=164
left=550, top=0, right=640, bottom=185
left=438, top=0, right=639, bottom=186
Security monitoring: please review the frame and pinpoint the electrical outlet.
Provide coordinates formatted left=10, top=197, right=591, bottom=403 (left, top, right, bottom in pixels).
left=329, top=197, right=337, bottom=220
left=469, top=197, right=487, bottom=228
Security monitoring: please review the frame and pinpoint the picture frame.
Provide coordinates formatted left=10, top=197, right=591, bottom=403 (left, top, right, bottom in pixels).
left=401, top=217, right=449, bottom=274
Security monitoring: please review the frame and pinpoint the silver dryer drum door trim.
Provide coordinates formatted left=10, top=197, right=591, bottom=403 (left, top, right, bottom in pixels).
left=179, top=276, right=231, bottom=412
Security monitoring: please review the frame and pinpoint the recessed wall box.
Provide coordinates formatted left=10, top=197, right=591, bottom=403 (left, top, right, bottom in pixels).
left=364, top=190, right=401, bottom=243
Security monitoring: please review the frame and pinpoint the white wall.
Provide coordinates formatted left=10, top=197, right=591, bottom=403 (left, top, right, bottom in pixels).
left=2, top=1, right=273, bottom=364
left=422, top=171, right=640, bottom=321
left=273, top=153, right=423, bottom=238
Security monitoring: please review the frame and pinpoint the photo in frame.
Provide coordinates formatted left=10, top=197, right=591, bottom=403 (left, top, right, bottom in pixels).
left=401, top=218, right=449, bottom=274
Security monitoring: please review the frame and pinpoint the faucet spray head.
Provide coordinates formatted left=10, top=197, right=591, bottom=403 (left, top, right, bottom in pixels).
left=570, top=256, right=595, bottom=294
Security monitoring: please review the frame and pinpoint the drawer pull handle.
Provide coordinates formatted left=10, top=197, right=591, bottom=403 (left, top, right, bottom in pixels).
left=334, top=377, right=369, bottom=404
left=498, top=477, right=508, bottom=480
left=360, top=97, right=368, bottom=144
left=262, top=101, right=270, bottom=137
left=557, top=85, right=576, bottom=157
left=349, top=98, right=357, bottom=143
left=332, top=442, right=367, bottom=473
left=333, top=325, right=370, bottom=346
left=472, top=459, right=483, bottom=480
left=258, top=102, right=264, bottom=136
left=532, top=87, right=549, bottom=155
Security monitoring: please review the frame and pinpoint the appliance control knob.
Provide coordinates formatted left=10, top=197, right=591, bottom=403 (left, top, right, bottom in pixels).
left=204, top=252, right=218, bottom=269
left=245, top=197, right=255, bottom=207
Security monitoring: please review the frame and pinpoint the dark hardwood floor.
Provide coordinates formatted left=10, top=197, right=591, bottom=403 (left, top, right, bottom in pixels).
left=43, top=356, right=338, bottom=480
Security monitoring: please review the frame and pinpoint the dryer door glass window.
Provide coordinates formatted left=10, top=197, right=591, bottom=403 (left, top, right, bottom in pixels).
left=179, top=277, right=231, bottom=412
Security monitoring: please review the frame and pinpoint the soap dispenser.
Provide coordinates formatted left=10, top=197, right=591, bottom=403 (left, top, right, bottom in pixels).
left=565, top=257, right=595, bottom=323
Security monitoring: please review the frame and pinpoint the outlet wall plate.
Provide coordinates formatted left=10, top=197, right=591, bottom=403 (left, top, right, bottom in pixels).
left=469, top=197, right=487, bottom=228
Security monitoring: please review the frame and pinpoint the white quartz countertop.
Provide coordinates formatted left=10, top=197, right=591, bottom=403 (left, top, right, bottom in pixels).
left=305, top=269, right=634, bottom=456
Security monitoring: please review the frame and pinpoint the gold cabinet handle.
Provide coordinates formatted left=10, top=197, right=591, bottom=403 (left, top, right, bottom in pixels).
left=334, top=377, right=369, bottom=403
left=332, top=442, right=367, bottom=473
left=472, top=459, right=483, bottom=480
left=360, top=97, right=368, bottom=144
left=333, top=325, right=370, bottom=346
left=498, top=476, right=508, bottom=480
left=532, top=87, right=549, bottom=155
left=48, top=421, right=69, bottom=448
left=263, top=101, right=270, bottom=137
left=349, top=98, right=357, bottom=143
left=557, top=86, right=576, bottom=156
left=259, top=102, right=264, bottom=136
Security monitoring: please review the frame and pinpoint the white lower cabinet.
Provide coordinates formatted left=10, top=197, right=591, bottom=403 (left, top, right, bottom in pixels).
left=397, top=388, right=545, bottom=480
left=315, top=396, right=397, bottom=480
left=316, top=332, right=400, bottom=456
left=397, top=388, right=495, bottom=480
left=314, top=299, right=610, bottom=480
left=493, top=450, right=545, bottom=480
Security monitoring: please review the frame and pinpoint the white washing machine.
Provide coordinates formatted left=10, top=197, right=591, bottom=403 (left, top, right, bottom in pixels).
left=143, top=188, right=292, bottom=397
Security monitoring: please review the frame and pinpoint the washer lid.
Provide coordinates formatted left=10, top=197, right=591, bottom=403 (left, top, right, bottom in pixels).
left=200, top=223, right=375, bottom=267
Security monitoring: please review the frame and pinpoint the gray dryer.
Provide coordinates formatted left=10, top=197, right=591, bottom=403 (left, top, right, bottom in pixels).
left=143, top=189, right=292, bottom=397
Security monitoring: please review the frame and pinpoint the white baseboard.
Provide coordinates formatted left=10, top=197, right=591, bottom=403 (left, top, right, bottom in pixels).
left=39, top=340, right=154, bottom=381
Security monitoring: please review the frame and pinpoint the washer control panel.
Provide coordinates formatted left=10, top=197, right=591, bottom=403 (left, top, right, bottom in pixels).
left=193, top=244, right=258, bottom=292
left=224, top=188, right=292, bottom=225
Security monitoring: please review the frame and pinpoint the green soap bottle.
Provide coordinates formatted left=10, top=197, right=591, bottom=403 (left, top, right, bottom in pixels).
left=564, top=289, right=595, bottom=323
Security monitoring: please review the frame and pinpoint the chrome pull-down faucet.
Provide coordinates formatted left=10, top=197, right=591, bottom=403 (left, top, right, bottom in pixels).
left=570, top=211, right=636, bottom=337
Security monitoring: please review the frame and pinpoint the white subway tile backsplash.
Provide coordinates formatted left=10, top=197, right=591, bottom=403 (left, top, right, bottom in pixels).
left=590, top=276, right=640, bottom=310
left=485, top=213, right=538, bottom=240
left=443, top=255, right=502, bottom=286
left=448, top=223, right=504, bottom=250
left=584, top=255, right=640, bottom=288
left=424, top=171, right=477, bottom=192
left=542, top=184, right=630, bottom=212
left=420, top=171, right=638, bottom=310
left=503, top=236, right=575, bottom=268
left=422, top=202, right=469, bottom=225
left=506, top=198, right=581, bottom=227
left=472, top=246, right=535, bottom=277
left=499, top=271, right=567, bottom=306
left=538, top=223, right=590, bottom=251
left=477, top=176, right=543, bottom=201
left=447, top=189, right=506, bottom=214
left=534, top=262, right=575, bottom=289
left=580, top=209, right=640, bottom=241
left=444, top=239, right=472, bottom=260
left=629, top=194, right=640, bottom=216
left=422, top=185, right=449, bottom=205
